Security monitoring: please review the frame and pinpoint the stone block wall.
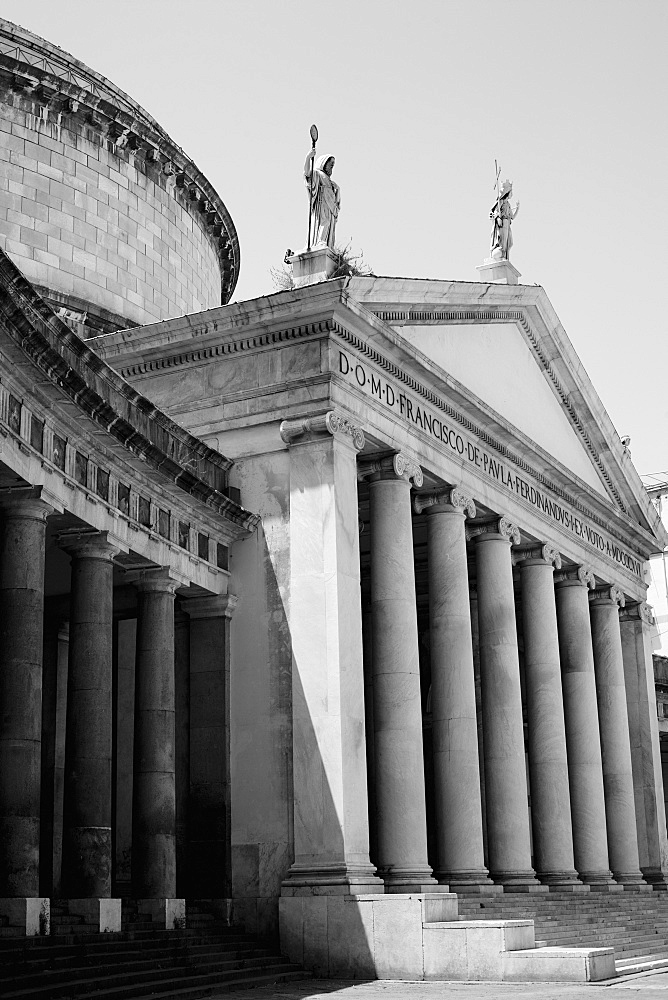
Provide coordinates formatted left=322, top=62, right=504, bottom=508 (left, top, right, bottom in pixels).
left=0, top=97, right=221, bottom=329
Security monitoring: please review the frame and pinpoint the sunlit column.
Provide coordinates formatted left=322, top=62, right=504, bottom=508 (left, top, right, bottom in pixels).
left=472, top=517, right=538, bottom=887
left=414, top=487, right=490, bottom=888
left=516, top=544, right=581, bottom=887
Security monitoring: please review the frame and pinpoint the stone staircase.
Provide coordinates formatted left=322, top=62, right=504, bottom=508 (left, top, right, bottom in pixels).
left=0, top=902, right=310, bottom=1000
left=457, top=889, right=668, bottom=976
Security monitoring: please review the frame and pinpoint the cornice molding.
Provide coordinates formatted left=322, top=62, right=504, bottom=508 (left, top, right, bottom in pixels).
left=109, top=305, right=647, bottom=560
left=118, top=319, right=336, bottom=379
left=0, top=247, right=259, bottom=535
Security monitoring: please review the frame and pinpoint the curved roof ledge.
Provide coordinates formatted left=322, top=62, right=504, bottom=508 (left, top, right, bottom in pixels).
left=0, top=246, right=258, bottom=534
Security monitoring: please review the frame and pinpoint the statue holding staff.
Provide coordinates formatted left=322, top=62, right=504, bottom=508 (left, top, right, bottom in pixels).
left=304, top=127, right=340, bottom=250
left=490, top=175, right=520, bottom=260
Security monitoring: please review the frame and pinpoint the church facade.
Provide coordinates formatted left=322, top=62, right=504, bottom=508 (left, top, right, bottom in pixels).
left=1, top=15, right=667, bottom=983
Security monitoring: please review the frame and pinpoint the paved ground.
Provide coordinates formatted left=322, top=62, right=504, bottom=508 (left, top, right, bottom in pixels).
left=185, top=972, right=668, bottom=1000
left=175, top=975, right=668, bottom=1000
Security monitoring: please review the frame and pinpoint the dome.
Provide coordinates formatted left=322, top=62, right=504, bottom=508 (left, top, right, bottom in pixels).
left=0, top=17, right=239, bottom=336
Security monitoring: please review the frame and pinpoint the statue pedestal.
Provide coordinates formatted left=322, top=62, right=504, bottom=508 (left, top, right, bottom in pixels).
left=476, top=257, right=521, bottom=285
left=288, top=246, right=338, bottom=288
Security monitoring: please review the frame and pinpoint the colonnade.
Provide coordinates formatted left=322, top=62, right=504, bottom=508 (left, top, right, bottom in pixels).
left=0, top=488, right=232, bottom=933
left=359, top=453, right=667, bottom=893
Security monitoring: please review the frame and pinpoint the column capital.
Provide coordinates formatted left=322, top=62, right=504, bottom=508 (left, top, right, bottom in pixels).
left=413, top=487, right=476, bottom=518
left=619, top=600, right=655, bottom=626
left=357, top=452, right=423, bottom=486
left=554, top=563, right=596, bottom=589
left=0, top=485, right=53, bottom=521
left=466, top=515, right=521, bottom=545
left=133, top=567, right=179, bottom=595
left=589, top=584, right=626, bottom=608
left=279, top=409, right=365, bottom=452
left=180, top=593, right=238, bottom=620
left=513, top=542, right=562, bottom=569
left=56, top=528, right=119, bottom=562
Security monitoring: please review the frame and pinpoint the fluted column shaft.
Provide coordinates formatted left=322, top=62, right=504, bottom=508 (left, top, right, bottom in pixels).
left=60, top=530, right=118, bottom=898
left=474, top=520, right=537, bottom=885
left=590, top=587, right=644, bottom=884
left=518, top=549, right=580, bottom=886
left=368, top=455, right=435, bottom=889
left=418, top=490, right=489, bottom=886
left=0, top=492, right=51, bottom=896
left=132, top=570, right=178, bottom=898
left=554, top=569, right=612, bottom=884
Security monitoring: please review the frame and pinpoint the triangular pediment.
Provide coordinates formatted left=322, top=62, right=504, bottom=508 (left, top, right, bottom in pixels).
left=346, top=277, right=665, bottom=543
left=396, top=320, right=608, bottom=498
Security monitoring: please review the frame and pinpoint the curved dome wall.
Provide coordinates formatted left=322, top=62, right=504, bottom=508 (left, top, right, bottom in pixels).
left=0, top=18, right=239, bottom=335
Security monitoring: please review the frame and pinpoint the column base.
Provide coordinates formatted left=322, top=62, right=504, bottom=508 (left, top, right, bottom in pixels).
left=641, top=868, right=668, bottom=890
left=491, top=870, right=542, bottom=891
left=281, top=862, right=384, bottom=896
left=66, top=898, right=121, bottom=932
left=578, top=870, right=615, bottom=887
left=435, top=868, right=494, bottom=886
left=538, top=871, right=585, bottom=889
left=0, top=897, right=49, bottom=935
left=378, top=866, right=440, bottom=894
left=137, top=898, right=186, bottom=929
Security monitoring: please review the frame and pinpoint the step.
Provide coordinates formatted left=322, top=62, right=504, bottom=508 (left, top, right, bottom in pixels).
left=616, top=953, right=668, bottom=975
left=0, top=946, right=278, bottom=991
left=3, top=962, right=309, bottom=1000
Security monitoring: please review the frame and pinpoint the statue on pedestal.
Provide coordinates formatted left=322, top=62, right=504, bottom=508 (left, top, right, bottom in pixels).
left=490, top=177, right=520, bottom=260
left=304, top=148, right=340, bottom=250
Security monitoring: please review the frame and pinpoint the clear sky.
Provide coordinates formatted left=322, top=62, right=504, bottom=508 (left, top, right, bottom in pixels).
left=2, top=0, right=667, bottom=479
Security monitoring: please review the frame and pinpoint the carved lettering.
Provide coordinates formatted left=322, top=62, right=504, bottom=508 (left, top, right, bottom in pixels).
left=335, top=346, right=642, bottom=578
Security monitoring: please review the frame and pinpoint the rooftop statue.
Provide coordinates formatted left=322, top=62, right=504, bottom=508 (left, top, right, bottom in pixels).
left=490, top=177, right=520, bottom=261
left=304, top=136, right=340, bottom=250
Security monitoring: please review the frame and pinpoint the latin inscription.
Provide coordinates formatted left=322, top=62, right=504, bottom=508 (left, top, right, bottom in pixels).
left=338, top=348, right=642, bottom=578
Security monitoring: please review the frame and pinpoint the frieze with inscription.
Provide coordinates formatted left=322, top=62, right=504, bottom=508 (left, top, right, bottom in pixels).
left=337, top=347, right=642, bottom=579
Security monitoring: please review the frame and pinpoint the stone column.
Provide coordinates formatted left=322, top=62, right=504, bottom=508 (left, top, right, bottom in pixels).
left=619, top=601, right=668, bottom=888
left=174, top=607, right=190, bottom=900
left=516, top=545, right=581, bottom=888
left=364, top=452, right=436, bottom=891
left=554, top=566, right=614, bottom=887
left=132, top=568, right=184, bottom=928
left=40, top=620, right=68, bottom=900
left=279, top=412, right=382, bottom=895
left=181, top=593, right=235, bottom=908
left=0, top=488, right=52, bottom=934
left=414, top=488, right=491, bottom=889
left=59, top=529, right=121, bottom=932
left=472, top=517, right=538, bottom=888
left=589, top=585, right=646, bottom=887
